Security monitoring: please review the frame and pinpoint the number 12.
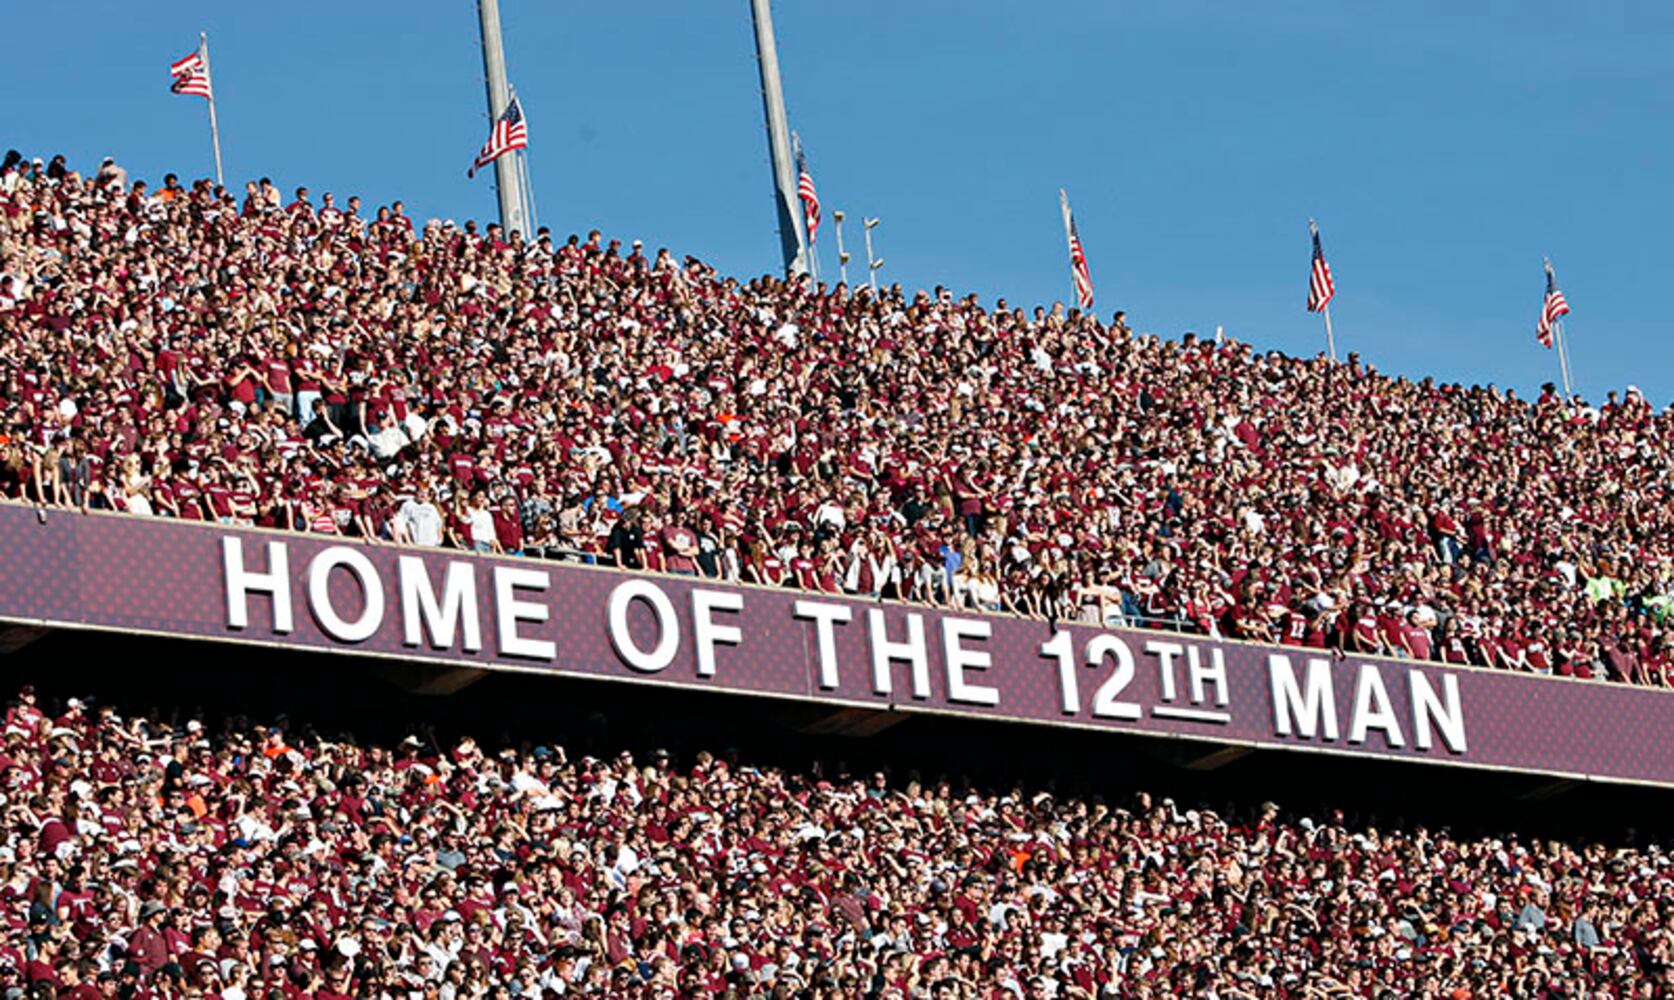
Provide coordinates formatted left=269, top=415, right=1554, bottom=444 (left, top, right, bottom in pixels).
left=1040, top=631, right=1142, bottom=720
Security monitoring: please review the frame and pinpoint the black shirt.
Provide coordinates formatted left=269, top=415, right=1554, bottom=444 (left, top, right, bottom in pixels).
left=607, top=520, right=644, bottom=569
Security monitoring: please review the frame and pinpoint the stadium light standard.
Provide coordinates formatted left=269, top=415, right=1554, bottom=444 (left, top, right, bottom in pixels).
left=476, top=0, right=529, bottom=238
left=748, top=0, right=811, bottom=277
left=833, top=210, right=850, bottom=286
left=864, top=216, right=883, bottom=294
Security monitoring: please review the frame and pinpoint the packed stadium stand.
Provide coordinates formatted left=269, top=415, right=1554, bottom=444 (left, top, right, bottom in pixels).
left=6, top=151, right=1674, bottom=997
left=3, top=153, right=1674, bottom=685
left=1, top=652, right=1672, bottom=1000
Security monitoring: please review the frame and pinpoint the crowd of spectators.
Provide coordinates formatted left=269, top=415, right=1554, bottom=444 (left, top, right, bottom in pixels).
left=3, top=151, right=1674, bottom=685
left=3, top=683, right=1672, bottom=998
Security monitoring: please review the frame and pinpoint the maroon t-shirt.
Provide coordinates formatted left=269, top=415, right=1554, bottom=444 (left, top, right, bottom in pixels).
left=38, top=818, right=71, bottom=855
left=493, top=511, right=523, bottom=552
left=661, top=525, right=698, bottom=574
left=1404, top=624, right=1433, bottom=661
left=265, top=358, right=293, bottom=395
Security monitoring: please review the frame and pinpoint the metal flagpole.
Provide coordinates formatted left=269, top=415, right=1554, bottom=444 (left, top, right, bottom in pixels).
left=748, top=0, right=810, bottom=277
left=516, top=151, right=538, bottom=239
left=1545, top=258, right=1573, bottom=398
left=1058, top=188, right=1079, bottom=308
left=199, top=33, right=225, bottom=188
left=1310, top=219, right=1336, bottom=362
left=476, top=0, right=528, bottom=237
left=1554, top=320, right=1574, bottom=398
left=509, top=88, right=537, bottom=239
left=793, top=134, right=818, bottom=282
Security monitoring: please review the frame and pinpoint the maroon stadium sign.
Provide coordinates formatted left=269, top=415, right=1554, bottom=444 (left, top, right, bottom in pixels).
left=2, top=504, right=1672, bottom=787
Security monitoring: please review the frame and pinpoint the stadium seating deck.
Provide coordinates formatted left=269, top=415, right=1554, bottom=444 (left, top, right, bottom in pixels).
left=2, top=151, right=1672, bottom=694
left=6, top=150, right=1674, bottom=995
left=0, top=683, right=1667, bottom=997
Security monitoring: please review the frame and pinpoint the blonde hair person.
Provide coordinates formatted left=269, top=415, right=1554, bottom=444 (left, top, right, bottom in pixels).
left=119, top=452, right=153, bottom=516
left=972, top=563, right=1003, bottom=613
left=31, top=446, right=66, bottom=507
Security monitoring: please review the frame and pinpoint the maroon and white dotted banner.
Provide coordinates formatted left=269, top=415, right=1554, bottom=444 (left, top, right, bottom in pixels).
left=1, top=503, right=1671, bottom=787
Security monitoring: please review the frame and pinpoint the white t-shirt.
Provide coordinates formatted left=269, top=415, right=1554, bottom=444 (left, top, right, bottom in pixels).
left=468, top=507, right=496, bottom=547
left=397, top=500, right=444, bottom=546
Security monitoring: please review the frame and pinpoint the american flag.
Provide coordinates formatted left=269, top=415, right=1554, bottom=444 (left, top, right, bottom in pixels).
left=1307, top=220, right=1335, bottom=313
left=169, top=51, right=213, bottom=100
left=468, top=95, right=528, bottom=179
left=795, top=138, right=820, bottom=243
left=1060, top=189, right=1094, bottom=309
left=1537, top=258, right=1569, bottom=349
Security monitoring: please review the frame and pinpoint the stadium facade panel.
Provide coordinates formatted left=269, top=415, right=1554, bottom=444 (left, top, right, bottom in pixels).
left=2, top=503, right=1669, bottom=787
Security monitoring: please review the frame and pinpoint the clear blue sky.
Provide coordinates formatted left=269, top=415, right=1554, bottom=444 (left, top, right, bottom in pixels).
left=6, top=2, right=1671, bottom=404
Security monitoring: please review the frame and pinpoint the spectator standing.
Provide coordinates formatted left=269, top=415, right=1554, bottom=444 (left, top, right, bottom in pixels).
left=395, top=485, right=444, bottom=547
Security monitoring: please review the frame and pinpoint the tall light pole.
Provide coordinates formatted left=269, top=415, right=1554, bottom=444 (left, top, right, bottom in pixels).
left=748, top=0, right=810, bottom=277
left=863, top=216, right=883, bottom=294
left=833, top=210, right=850, bottom=286
left=477, top=0, right=529, bottom=237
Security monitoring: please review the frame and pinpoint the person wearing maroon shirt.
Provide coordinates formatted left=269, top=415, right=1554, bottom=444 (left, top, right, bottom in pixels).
left=315, top=958, right=357, bottom=1000
left=1437, top=618, right=1471, bottom=665
left=1281, top=607, right=1313, bottom=649
left=1376, top=603, right=1407, bottom=655
left=128, top=901, right=171, bottom=977
left=6, top=686, right=43, bottom=739
left=225, top=356, right=262, bottom=412
left=176, top=924, right=221, bottom=978
left=55, top=868, right=96, bottom=927
left=389, top=199, right=415, bottom=237
left=1430, top=507, right=1465, bottom=565
left=640, top=523, right=667, bottom=573
left=169, top=468, right=204, bottom=521
left=661, top=518, right=700, bottom=575
left=1475, top=625, right=1504, bottom=671
left=1347, top=603, right=1383, bottom=656
left=790, top=541, right=819, bottom=591
left=200, top=465, right=234, bottom=522
left=1603, top=638, right=1638, bottom=684
left=492, top=496, right=524, bottom=555
left=292, top=354, right=326, bottom=422
left=1401, top=610, right=1434, bottom=661
left=262, top=353, right=294, bottom=416
left=1494, top=626, right=1526, bottom=671
left=54, top=959, right=100, bottom=1000
left=950, top=461, right=989, bottom=538
left=1522, top=623, right=1553, bottom=675
left=747, top=541, right=787, bottom=587
left=447, top=449, right=476, bottom=488
left=20, top=928, right=59, bottom=987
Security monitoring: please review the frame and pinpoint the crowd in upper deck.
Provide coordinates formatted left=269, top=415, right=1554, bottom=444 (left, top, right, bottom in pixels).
left=4, top=151, right=1674, bottom=685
